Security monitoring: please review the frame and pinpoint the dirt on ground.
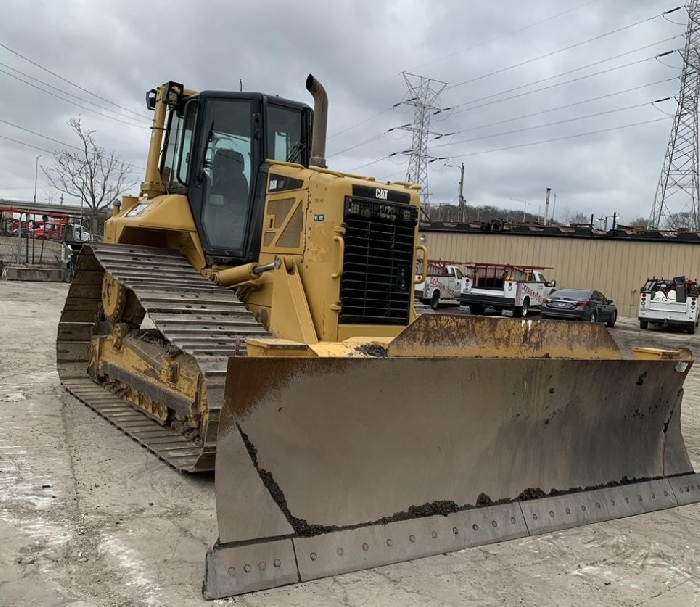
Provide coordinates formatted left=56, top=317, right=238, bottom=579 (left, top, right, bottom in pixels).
left=1, top=283, right=700, bottom=606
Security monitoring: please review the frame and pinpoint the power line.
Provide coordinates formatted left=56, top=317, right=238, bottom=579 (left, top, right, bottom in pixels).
left=0, top=117, right=81, bottom=150
left=347, top=152, right=402, bottom=173
left=0, top=60, right=151, bottom=126
left=328, top=106, right=398, bottom=140
left=0, top=126, right=148, bottom=175
left=412, top=0, right=605, bottom=75
left=368, top=115, right=671, bottom=180
left=433, top=77, right=676, bottom=140
left=0, top=66, right=149, bottom=129
left=444, top=50, right=677, bottom=119
left=328, top=124, right=412, bottom=158
left=328, top=130, right=394, bottom=158
left=444, top=7, right=681, bottom=93
left=333, top=77, right=676, bottom=162
left=326, top=0, right=605, bottom=140
left=0, top=133, right=53, bottom=154
left=441, top=116, right=672, bottom=161
left=438, top=40, right=680, bottom=115
left=432, top=100, right=667, bottom=149
left=0, top=41, right=150, bottom=121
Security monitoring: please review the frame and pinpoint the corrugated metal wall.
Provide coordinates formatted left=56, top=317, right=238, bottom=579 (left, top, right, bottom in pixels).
left=421, top=231, right=700, bottom=318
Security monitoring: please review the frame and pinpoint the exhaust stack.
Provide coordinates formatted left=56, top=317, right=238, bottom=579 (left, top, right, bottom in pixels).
left=306, top=74, right=328, bottom=168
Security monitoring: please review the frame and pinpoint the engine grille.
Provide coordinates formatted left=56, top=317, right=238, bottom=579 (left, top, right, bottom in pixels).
left=339, top=197, right=418, bottom=325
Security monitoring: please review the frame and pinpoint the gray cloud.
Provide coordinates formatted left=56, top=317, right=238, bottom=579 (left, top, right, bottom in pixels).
left=0, top=0, right=689, bottom=224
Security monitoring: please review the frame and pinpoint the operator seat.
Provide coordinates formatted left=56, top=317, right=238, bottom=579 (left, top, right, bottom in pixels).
left=203, top=149, right=249, bottom=248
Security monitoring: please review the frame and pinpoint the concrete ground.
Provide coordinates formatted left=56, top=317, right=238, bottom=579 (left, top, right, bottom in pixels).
left=1, top=282, right=700, bottom=606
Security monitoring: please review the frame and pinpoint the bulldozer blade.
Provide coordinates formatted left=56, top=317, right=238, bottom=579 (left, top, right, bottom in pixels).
left=387, top=312, right=623, bottom=359
left=204, top=354, right=700, bottom=599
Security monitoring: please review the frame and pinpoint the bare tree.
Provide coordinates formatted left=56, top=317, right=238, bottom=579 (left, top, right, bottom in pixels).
left=43, top=116, right=138, bottom=234
left=566, top=211, right=590, bottom=225
left=628, top=216, right=648, bottom=228
left=666, top=211, right=698, bottom=231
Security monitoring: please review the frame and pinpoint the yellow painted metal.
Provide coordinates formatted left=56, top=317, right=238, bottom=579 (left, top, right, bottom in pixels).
left=90, top=330, right=203, bottom=432
left=414, top=244, right=428, bottom=284
left=212, top=263, right=262, bottom=286
left=106, top=193, right=207, bottom=271
left=308, top=342, right=380, bottom=357
left=387, top=314, right=622, bottom=360
left=631, top=346, right=693, bottom=361
left=245, top=338, right=312, bottom=357
left=103, top=141, right=420, bottom=344
left=101, top=272, right=126, bottom=323
left=336, top=324, right=409, bottom=342
left=268, top=258, right=319, bottom=345
left=260, top=190, right=307, bottom=257
left=142, top=83, right=168, bottom=198
left=139, top=82, right=196, bottom=199
left=244, top=336, right=396, bottom=358
left=248, top=162, right=423, bottom=343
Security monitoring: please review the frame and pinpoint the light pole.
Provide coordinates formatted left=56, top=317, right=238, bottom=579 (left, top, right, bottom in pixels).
left=33, top=155, right=41, bottom=203
left=509, top=197, right=528, bottom=222
left=596, top=213, right=620, bottom=231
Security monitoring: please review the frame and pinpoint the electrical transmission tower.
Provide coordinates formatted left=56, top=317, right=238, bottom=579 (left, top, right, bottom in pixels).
left=650, top=0, right=700, bottom=230
left=396, top=72, right=447, bottom=207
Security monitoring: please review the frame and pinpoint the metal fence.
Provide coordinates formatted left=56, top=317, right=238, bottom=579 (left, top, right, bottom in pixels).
left=0, top=232, right=64, bottom=265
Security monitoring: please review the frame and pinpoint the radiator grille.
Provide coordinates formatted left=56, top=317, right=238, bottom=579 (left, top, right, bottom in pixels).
left=339, top=197, right=418, bottom=325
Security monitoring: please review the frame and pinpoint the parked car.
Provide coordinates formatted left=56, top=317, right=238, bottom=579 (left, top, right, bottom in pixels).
left=541, top=288, right=617, bottom=327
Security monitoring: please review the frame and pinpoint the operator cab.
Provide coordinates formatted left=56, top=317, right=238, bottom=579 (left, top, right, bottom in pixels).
left=153, top=82, right=313, bottom=265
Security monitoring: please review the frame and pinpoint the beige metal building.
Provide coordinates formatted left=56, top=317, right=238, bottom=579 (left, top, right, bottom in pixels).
left=420, top=228, right=700, bottom=319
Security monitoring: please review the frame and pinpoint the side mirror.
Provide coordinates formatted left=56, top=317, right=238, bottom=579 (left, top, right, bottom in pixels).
left=545, top=280, right=556, bottom=288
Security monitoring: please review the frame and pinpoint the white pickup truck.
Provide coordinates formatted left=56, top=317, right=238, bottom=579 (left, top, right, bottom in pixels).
left=414, top=261, right=468, bottom=310
left=639, top=276, right=699, bottom=334
left=459, top=262, right=557, bottom=318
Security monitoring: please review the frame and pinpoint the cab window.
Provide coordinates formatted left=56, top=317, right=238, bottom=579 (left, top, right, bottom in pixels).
left=199, top=98, right=253, bottom=251
left=266, top=105, right=304, bottom=163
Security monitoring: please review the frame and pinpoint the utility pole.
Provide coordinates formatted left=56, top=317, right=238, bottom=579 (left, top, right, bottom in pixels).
left=396, top=72, right=448, bottom=208
left=33, top=155, right=41, bottom=204
left=650, top=1, right=700, bottom=229
left=458, top=162, right=466, bottom=221
left=544, top=188, right=552, bottom=226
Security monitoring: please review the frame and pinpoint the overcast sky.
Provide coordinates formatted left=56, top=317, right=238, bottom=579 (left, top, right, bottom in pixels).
left=0, top=0, right=690, bottom=224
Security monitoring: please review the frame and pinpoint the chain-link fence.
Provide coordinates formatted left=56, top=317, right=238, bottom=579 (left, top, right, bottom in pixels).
left=0, top=234, right=65, bottom=266
left=0, top=229, right=75, bottom=285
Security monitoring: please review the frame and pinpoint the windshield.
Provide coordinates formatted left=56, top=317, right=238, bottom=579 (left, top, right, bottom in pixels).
left=551, top=289, right=591, bottom=300
left=199, top=99, right=253, bottom=251
left=266, top=105, right=304, bottom=163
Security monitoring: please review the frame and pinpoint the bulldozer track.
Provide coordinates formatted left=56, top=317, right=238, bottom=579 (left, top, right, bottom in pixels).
left=56, top=242, right=269, bottom=473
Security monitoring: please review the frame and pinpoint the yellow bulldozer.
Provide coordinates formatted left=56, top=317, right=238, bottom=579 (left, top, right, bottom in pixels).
left=56, top=74, right=700, bottom=600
